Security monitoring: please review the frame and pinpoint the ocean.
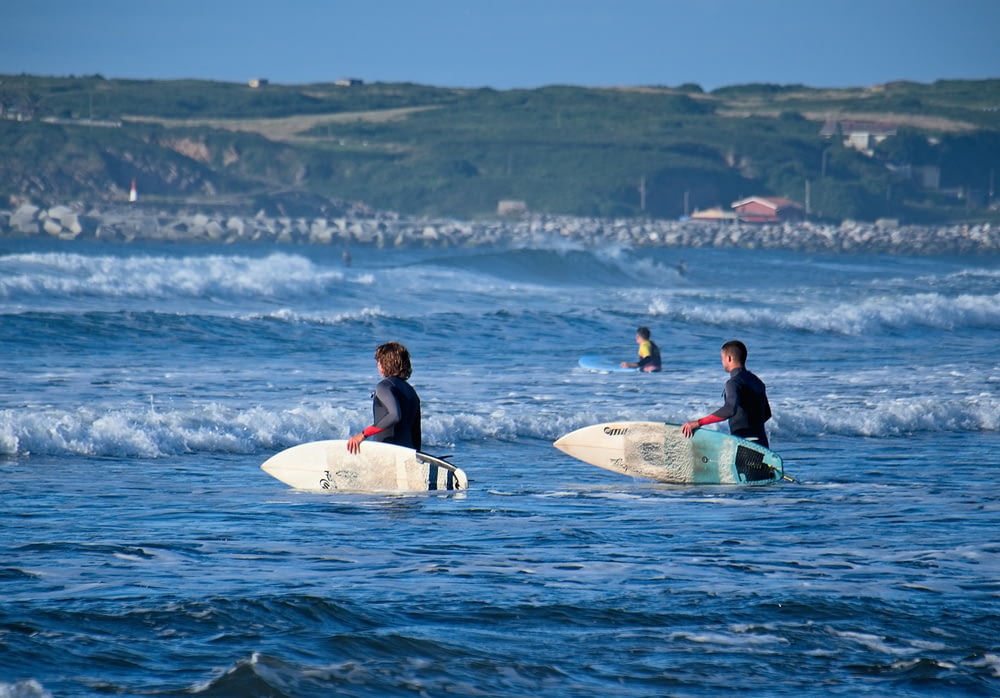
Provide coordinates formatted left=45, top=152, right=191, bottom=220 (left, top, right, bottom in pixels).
left=1, top=232, right=998, bottom=697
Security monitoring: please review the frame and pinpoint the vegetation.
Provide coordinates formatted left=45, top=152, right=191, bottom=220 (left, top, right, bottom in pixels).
left=1, top=74, right=998, bottom=222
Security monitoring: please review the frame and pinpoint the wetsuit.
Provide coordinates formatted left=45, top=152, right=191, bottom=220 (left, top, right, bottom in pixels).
left=636, top=340, right=662, bottom=372
left=711, top=367, right=771, bottom=447
left=362, top=376, right=421, bottom=450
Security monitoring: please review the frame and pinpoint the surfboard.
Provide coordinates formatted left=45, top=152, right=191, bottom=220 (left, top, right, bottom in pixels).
left=578, top=354, right=636, bottom=372
left=553, top=421, right=783, bottom=485
left=260, top=440, right=468, bottom=492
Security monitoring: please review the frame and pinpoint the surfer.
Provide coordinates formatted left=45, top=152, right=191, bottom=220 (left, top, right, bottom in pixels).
left=680, top=340, right=772, bottom=447
left=347, top=342, right=422, bottom=454
left=620, top=326, right=662, bottom=372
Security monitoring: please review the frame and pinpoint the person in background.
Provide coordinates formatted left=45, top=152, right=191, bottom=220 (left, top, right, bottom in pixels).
left=681, top=339, right=772, bottom=447
left=347, top=342, right=422, bottom=454
left=620, top=326, right=662, bottom=372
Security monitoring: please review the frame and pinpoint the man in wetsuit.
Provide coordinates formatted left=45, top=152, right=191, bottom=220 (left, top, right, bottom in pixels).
left=347, top=342, right=421, bottom=453
left=681, top=340, right=772, bottom=447
left=620, top=326, right=662, bottom=372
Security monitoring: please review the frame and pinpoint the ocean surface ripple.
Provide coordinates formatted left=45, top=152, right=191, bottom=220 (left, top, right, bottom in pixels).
left=2, top=235, right=998, bottom=696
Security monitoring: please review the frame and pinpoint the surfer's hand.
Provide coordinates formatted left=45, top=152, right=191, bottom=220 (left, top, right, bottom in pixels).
left=681, top=421, right=699, bottom=438
left=346, top=433, right=365, bottom=454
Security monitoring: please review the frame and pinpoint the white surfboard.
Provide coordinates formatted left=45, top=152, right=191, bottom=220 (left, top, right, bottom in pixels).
left=553, top=421, right=784, bottom=485
left=261, top=440, right=468, bottom=492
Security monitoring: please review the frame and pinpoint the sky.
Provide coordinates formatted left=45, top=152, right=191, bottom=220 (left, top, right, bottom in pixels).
left=3, top=0, right=998, bottom=91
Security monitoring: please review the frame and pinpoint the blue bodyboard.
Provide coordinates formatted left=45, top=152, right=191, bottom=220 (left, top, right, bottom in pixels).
left=579, top=354, right=637, bottom=373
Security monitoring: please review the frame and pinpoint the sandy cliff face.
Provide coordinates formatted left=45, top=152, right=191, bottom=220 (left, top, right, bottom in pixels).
left=159, top=137, right=212, bottom=163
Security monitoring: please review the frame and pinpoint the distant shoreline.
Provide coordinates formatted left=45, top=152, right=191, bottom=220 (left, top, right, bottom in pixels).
left=2, top=201, right=998, bottom=255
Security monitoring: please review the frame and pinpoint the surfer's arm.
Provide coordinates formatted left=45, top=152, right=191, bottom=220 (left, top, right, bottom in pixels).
left=711, top=381, right=740, bottom=421
left=371, top=382, right=403, bottom=431
left=347, top=424, right=385, bottom=453
left=347, top=382, right=399, bottom=453
left=347, top=425, right=385, bottom=453
left=683, top=380, right=739, bottom=437
left=681, top=413, right=725, bottom=437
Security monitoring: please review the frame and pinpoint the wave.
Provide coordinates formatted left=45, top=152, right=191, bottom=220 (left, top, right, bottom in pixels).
left=646, top=291, right=1000, bottom=335
left=0, top=251, right=354, bottom=306
left=9, top=248, right=996, bottom=340
left=2, top=392, right=997, bottom=458
left=0, top=245, right=685, bottom=304
left=422, top=245, right=688, bottom=287
left=0, top=680, right=51, bottom=698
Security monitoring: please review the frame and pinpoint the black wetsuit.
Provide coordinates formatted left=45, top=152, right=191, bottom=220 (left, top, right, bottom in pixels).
left=712, top=367, right=772, bottom=447
left=370, top=376, right=422, bottom=450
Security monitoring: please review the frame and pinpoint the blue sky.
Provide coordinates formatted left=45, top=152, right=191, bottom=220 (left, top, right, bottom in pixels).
left=3, top=0, right=998, bottom=90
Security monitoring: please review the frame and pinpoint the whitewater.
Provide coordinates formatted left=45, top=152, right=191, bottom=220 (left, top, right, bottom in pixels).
left=2, top=233, right=998, bottom=696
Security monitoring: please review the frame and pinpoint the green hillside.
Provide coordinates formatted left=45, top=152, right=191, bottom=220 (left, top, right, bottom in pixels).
left=2, top=74, right=999, bottom=222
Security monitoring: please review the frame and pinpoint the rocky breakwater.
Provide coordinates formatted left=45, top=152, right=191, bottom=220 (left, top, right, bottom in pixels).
left=1, top=202, right=998, bottom=255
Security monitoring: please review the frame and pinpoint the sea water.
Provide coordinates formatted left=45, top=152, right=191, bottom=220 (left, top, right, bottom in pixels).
left=1, top=233, right=998, bottom=697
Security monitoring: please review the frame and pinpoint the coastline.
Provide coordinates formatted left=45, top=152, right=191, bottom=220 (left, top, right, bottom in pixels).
left=2, top=201, right=998, bottom=255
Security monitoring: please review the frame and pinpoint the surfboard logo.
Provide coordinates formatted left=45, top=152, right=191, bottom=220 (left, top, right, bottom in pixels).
left=319, top=469, right=359, bottom=490
left=603, top=426, right=629, bottom=436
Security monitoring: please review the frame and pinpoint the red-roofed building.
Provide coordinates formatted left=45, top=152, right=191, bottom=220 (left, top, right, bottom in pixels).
left=731, top=196, right=805, bottom=223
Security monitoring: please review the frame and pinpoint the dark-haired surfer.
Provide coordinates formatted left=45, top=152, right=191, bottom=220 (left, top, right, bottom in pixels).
left=620, top=326, right=661, bottom=372
left=681, top=340, right=771, bottom=447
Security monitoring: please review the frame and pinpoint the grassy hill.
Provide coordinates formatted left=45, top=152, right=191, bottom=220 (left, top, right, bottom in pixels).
left=2, top=74, right=999, bottom=222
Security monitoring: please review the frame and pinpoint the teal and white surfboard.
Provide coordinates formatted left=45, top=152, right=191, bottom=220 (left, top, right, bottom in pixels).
left=554, top=421, right=784, bottom=485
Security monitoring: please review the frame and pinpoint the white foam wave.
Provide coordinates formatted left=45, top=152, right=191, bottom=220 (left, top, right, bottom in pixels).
left=647, top=291, right=1000, bottom=334
left=0, top=402, right=363, bottom=458
left=0, top=251, right=346, bottom=303
left=246, top=306, right=388, bottom=324
left=0, top=679, right=52, bottom=698
left=2, top=388, right=996, bottom=459
left=773, top=393, right=1000, bottom=437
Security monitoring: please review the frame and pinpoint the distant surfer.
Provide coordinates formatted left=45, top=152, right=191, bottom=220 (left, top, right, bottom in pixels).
left=620, top=326, right=661, bottom=372
left=347, top=342, right=422, bottom=453
left=681, top=340, right=772, bottom=447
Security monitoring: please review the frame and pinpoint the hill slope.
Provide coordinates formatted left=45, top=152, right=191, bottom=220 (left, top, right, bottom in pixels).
left=2, top=75, right=998, bottom=222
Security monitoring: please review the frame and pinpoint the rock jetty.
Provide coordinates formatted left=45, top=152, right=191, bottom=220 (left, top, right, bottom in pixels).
left=1, top=202, right=998, bottom=255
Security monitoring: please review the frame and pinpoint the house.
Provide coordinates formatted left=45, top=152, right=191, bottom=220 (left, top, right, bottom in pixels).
left=248, top=78, right=269, bottom=89
left=820, top=119, right=898, bottom=155
left=335, top=78, right=364, bottom=87
left=731, top=196, right=805, bottom=223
